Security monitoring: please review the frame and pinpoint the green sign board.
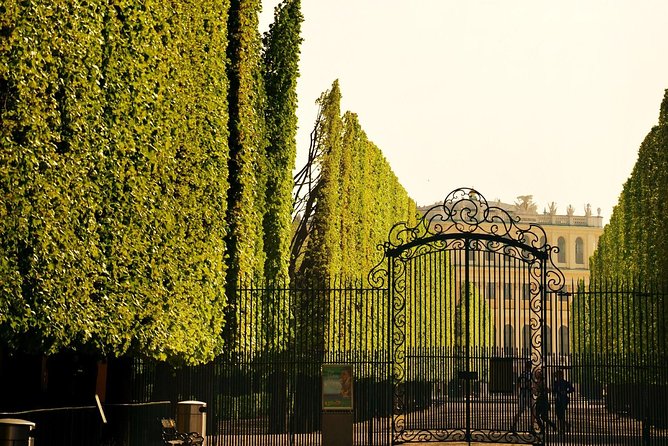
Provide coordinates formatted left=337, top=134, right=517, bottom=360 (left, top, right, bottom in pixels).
left=322, top=364, right=353, bottom=411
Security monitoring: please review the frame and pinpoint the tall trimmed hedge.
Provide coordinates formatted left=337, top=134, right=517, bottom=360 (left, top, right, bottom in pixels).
left=297, top=82, right=345, bottom=282
left=262, top=0, right=302, bottom=285
left=1, top=0, right=305, bottom=362
left=583, top=89, right=668, bottom=358
left=225, top=0, right=267, bottom=288
left=297, top=81, right=417, bottom=281
left=257, top=0, right=303, bottom=351
left=222, top=0, right=269, bottom=353
left=0, top=0, right=230, bottom=364
left=290, top=82, right=417, bottom=355
left=590, top=90, right=668, bottom=281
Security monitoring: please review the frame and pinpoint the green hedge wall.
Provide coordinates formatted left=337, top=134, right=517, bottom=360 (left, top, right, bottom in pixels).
left=297, top=81, right=417, bottom=282
left=583, top=89, right=668, bottom=358
left=262, top=0, right=302, bottom=285
left=0, top=0, right=230, bottom=364
left=590, top=90, right=668, bottom=281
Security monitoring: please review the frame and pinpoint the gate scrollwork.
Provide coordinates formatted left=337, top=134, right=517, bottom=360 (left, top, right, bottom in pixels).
left=369, top=188, right=565, bottom=445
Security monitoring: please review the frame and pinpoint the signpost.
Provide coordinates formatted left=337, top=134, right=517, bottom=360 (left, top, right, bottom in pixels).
left=322, top=364, right=353, bottom=446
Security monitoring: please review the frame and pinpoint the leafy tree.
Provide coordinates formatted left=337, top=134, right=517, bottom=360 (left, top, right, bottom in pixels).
left=0, top=0, right=107, bottom=354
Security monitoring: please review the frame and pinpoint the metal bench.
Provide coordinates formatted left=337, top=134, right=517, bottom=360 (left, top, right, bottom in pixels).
left=160, top=418, right=204, bottom=446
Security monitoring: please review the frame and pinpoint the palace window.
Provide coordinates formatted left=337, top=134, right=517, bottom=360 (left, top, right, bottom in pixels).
left=559, top=326, right=570, bottom=355
left=504, top=324, right=514, bottom=349
left=575, top=237, right=584, bottom=264
left=522, top=284, right=531, bottom=300
left=557, top=237, right=566, bottom=263
left=522, top=325, right=531, bottom=354
left=486, top=282, right=496, bottom=299
left=543, top=325, right=553, bottom=354
left=504, top=283, right=513, bottom=300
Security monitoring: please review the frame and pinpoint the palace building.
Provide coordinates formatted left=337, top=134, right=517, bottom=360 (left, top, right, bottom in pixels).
left=416, top=195, right=604, bottom=357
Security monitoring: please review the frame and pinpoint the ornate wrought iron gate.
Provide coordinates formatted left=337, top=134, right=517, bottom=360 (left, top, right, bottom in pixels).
left=370, top=188, right=564, bottom=445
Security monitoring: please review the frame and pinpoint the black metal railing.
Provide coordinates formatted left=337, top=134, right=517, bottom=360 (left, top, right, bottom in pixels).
left=1, top=279, right=666, bottom=445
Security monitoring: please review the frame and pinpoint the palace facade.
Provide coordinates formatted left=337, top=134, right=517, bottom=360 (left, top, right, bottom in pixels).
left=416, top=197, right=604, bottom=357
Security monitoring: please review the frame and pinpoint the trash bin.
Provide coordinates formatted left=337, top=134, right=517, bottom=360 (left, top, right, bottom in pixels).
left=0, top=418, right=35, bottom=446
left=176, top=401, right=206, bottom=442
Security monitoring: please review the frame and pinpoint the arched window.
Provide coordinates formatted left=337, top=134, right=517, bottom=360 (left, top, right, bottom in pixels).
left=522, top=325, right=531, bottom=355
left=575, top=237, right=584, bottom=264
left=504, top=324, right=514, bottom=350
left=557, top=237, right=566, bottom=263
left=559, top=326, right=570, bottom=355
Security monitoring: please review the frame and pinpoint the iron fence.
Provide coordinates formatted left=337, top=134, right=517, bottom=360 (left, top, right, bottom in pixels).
left=1, top=280, right=666, bottom=445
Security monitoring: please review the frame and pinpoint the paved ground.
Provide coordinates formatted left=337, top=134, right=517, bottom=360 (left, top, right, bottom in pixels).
left=398, top=395, right=666, bottom=445
left=216, top=395, right=667, bottom=445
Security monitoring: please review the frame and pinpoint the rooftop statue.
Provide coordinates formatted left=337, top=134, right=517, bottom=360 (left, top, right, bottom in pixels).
left=515, top=195, right=538, bottom=214
left=548, top=202, right=558, bottom=215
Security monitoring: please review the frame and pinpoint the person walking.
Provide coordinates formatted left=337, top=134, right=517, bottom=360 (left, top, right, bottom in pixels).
left=552, top=369, right=575, bottom=434
left=510, top=360, right=534, bottom=431
left=534, top=368, right=557, bottom=432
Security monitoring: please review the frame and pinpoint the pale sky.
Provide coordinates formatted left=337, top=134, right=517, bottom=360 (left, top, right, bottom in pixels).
left=260, top=1, right=668, bottom=223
